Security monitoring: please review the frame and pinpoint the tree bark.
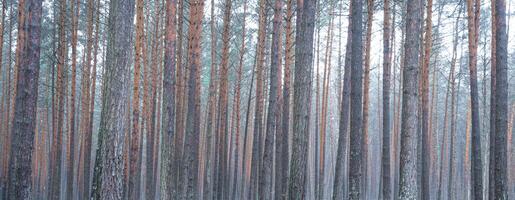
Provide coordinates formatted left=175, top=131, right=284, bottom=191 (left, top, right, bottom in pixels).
left=492, top=0, right=508, bottom=198
left=362, top=0, right=373, bottom=197
left=7, top=0, right=42, bottom=199
left=97, top=0, right=134, bottom=198
left=399, top=0, right=422, bottom=198
left=381, top=0, right=392, bottom=198
left=288, top=0, right=316, bottom=197
left=183, top=0, right=205, bottom=197
left=260, top=0, right=282, bottom=198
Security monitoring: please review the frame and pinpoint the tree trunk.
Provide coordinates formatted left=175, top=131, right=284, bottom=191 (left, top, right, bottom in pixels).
left=49, top=0, right=67, bottom=197
left=492, top=0, right=508, bottom=197
left=362, top=0, right=373, bottom=197
left=183, top=0, right=205, bottom=197
left=348, top=0, right=364, bottom=197
left=333, top=3, right=353, bottom=199
left=96, top=0, right=134, bottom=198
left=7, top=0, right=42, bottom=199
left=420, top=0, right=433, bottom=198
left=161, top=0, right=177, bottom=199
left=465, top=0, right=483, bottom=198
left=398, top=0, right=422, bottom=198
left=276, top=0, right=292, bottom=197
left=381, top=0, right=392, bottom=198
left=260, top=0, right=282, bottom=197
left=250, top=0, right=267, bottom=197
left=288, top=0, right=316, bottom=197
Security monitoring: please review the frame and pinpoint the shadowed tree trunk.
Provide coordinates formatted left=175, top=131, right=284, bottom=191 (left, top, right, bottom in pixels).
left=362, top=0, right=373, bottom=197
left=398, top=0, right=422, bottom=198
left=7, top=0, right=43, bottom=198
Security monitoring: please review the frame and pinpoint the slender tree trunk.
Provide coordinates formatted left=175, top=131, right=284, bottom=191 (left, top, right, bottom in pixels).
left=216, top=0, right=232, bottom=197
left=362, top=0, right=373, bottom=197
left=420, top=0, right=433, bottom=198
left=333, top=3, right=353, bottom=199
left=49, top=0, right=67, bottom=197
left=250, top=0, right=267, bottom=197
left=276, top=0, right=292, bottom=197
left=398, top=0, right=423, bottom=198
left=260, top=0, right=282, bottom=197
left=203, top=0, right=217, bottom=197
left=129, top=0, right=144, bottom=198
left=489, top=1, right=497, bottom=198
left=465, top=0, right=483, bottom=198
left=381, top=0, right=392, bottom=198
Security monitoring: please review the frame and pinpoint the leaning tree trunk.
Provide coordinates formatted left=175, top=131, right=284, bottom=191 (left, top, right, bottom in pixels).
left=7, top=0, right=43, bottom=199
left=398, top=0, right=423, bottom=198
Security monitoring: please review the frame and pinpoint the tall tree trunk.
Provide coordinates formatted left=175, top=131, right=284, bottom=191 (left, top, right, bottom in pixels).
left=381, top=0, right=392, bottom=198
left=216, top=0, right=232, bottom=197
left=276, top=0, right=292, bottom=197
left=7, top=0, right=43, bottom=199
left=420, top=0, right=433, bottom=198
left=183, top=0, right=205, bottom=197
left=398, top=0, right=422, bottom=198
left=79, top=0, right=95, bottom=198
left=50, top=0, right=67, bottom=197
left=66, top=0, right=80, bottom=198
left=333, top=3, right=353, bottom=199
left=96, top=0, right=134, bottom=198
left=488, top=1, right=497, bottom=198
left=288, top=0, right=316, bottom=197
left=465, top=0, right=483, bottom=198
left=161, top=0, right=177, bottom=198
left=492, top=0, right=508, bottom=198
left=362, top=0, right=373, bottom=197
left=348, top=0, right=364, bottom=197
left=250, top=0, right=267, bottom=197
left=129, top=0, right=144, bottom=198
left=260, top=0, right=282, bottom=197
left=203, top=0, right=217, bottom=197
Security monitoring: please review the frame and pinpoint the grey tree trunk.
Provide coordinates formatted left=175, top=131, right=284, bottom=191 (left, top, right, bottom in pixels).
left=348, top=0, right=364, bottom=198
left=288, top=0, right=316, bottom=197
left=97, top=0, right=134, bottom=198
left=381, top=0, right=392, bottom=198
left=492, top=0, right=509, bottom=198
left=398, top=0, right=422, bottom=198
left=260, top=0, right=282, bottom=198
